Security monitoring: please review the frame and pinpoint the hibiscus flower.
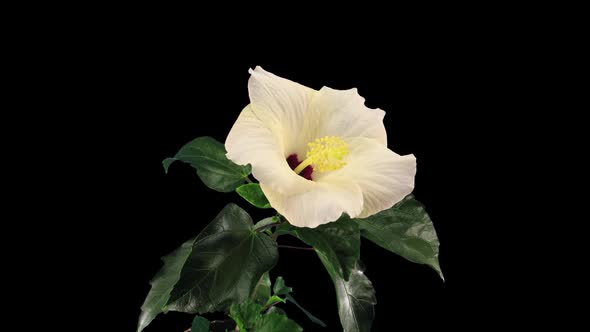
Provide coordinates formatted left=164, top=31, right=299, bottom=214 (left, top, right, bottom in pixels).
left=226, top=67, right=416, bottom=228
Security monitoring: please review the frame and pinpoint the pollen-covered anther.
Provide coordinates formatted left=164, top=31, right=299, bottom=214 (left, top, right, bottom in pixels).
left=294, top=136, right=350, bottom=174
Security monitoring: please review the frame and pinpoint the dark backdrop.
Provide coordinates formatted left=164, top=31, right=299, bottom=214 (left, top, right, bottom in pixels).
left=96, top=33, right=516, bottom=331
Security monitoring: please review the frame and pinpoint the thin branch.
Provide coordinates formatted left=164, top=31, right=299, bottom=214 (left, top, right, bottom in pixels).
left=186, top=319, right=236, bottom=332
left=278, top=245, right=315, bottom=251
left=250, top=274, right=265, bottom=299
left=255, top=222, right=281, bottom=233
left=263, top=300, right=281, bottom=312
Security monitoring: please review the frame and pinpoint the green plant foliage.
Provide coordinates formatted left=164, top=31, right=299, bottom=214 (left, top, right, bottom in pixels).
left=163, top=136, right=251, bottom=192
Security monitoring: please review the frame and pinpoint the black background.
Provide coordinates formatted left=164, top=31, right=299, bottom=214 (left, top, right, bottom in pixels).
left=89, top=26, right=525, bottom=331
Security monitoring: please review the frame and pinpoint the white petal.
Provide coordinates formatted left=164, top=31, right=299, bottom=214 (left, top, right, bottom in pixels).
left=261, top=174, right=363, bottom=228
left=339, top=137, right=416, bottom=218
left=311, top=87, right=387, bottom=146
left=225, top=105, right=312, bottom=195
left=248, top=66, right=319, bottom=158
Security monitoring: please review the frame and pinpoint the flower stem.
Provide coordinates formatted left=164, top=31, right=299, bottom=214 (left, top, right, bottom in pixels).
left=250, top=275, right=264, bottom=299
left=278, top=245, right=315, bottom=251
left=255, top=222, right=281, bottom=233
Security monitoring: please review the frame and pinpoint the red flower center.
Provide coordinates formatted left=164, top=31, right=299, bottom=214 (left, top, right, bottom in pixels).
left=287, top=154, right=313, bottom=180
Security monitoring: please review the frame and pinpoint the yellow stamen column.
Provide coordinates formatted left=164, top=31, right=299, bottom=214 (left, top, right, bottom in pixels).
left=294, top=136, right=350, bottom=174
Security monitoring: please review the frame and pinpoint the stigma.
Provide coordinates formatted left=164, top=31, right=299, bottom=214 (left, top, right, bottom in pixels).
left=287, top=154, right=313, bottom=180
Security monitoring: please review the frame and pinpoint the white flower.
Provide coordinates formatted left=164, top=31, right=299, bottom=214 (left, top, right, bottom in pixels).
left=226, top=67, right=416, bottom=228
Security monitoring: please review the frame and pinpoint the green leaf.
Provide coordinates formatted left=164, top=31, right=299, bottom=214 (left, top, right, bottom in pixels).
left=137, top=237, right=195, bottom=332
left=255, top=313, right=303, bottom=332
left=270, top=276, right=326, bottom=327
left=264, top=295, right=286, bottom=307
left=252, top=272, right=272, bottom=305
left=166, top=203, right=279, bottom=313
left=320, top=259, right=376, bottom=332
left=162, top=158, right=176, bottom=172
left=191, top=315, right=210, bottom=332
left=272, top=276, right=292, bottom=296
left=266, top=306, right=286, bottom=315
left=254, top=216, right=279, bottom=235
left=292, top=217, right=361, bottom=281
left=357, top=195, right=444, bottom=280
left=229, top=299, right=264, bottom=331
left=285, top=294, right=327, bottom=327
left=163, top=136, right=251, bottom=192
left=236, top=183, right=271, bottom=208
left=275, top=222, right=296, bottom=236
